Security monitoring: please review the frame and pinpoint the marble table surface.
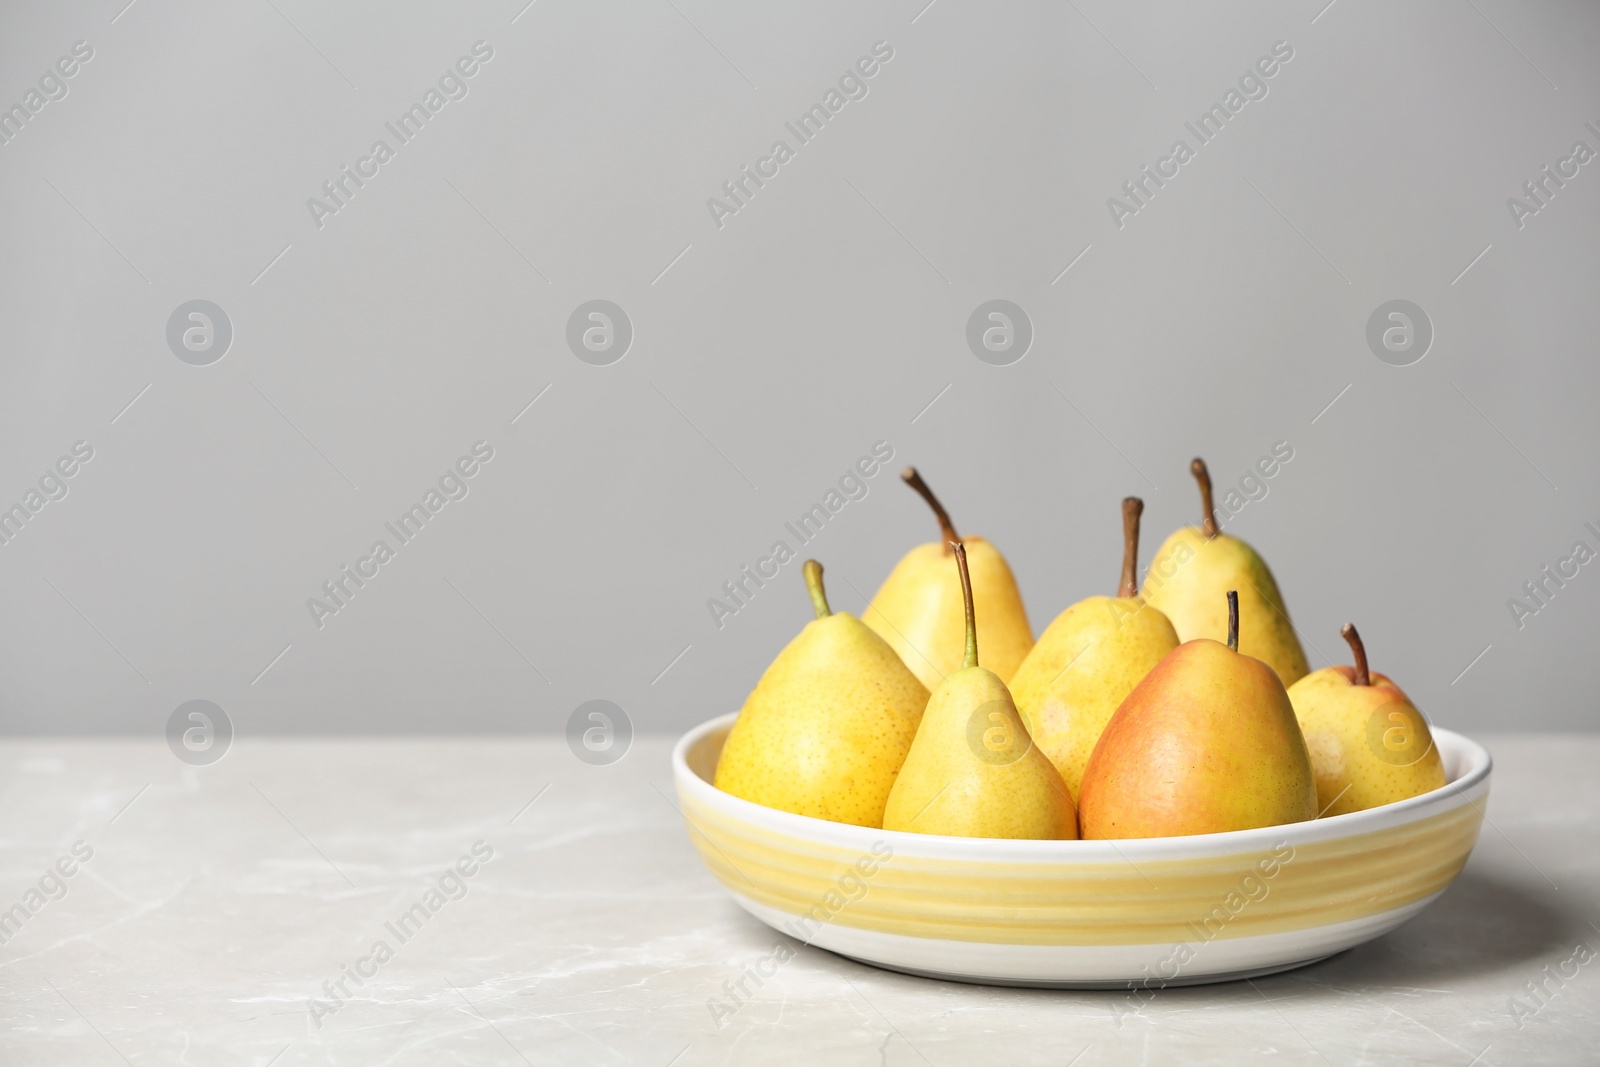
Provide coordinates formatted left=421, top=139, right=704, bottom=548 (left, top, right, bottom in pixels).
left=1, top=732, right=1595, bottom=1066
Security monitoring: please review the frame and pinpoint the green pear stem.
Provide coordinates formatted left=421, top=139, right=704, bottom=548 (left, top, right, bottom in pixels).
left=1226, top=589, right=1239, bottom=652
left=1119, top=497, right=1143, bottom=598
left=952, top=540, right=978, bottom=669
left=1341, top=623, right=1370, bottom=686
left=1192, top=457, right=1219, bottom=539
left=802, top=560, right=831, bottom=620
left=903, top=467, right=959, bottom=552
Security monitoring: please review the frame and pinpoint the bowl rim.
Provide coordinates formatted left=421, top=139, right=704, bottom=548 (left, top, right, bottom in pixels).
left=671, top=712, right=1492, bottom=861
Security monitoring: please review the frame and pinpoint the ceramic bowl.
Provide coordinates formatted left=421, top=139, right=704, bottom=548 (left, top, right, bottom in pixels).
left=672, top=713, right=1490, bottom=988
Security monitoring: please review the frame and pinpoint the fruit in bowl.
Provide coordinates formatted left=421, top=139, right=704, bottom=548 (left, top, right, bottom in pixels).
left=1288, top=623, right=1447, bottom=816
left=1009, top=496, right=1178, bottom=801
left=1144, top=458, right=1309, bottom=686
left=714, top=561, right=926, bottom=828
left=1078, top=590, right=1318, bottom=839
left=882, top=542, right=1076, bottom=840
left=864, top=468, right=1034, bottom=690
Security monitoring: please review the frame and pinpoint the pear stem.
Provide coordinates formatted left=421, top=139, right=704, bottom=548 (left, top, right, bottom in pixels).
left=953, top=540, right=978, bottom=669
left=1119, top=497, right=1143, bottom=598
left=1192, top=457, right=1219, bottom=539
left=802, top=560, right=831, bottom=620
left=902, top=467, right=959, bottom=552
left=1341, top=623, right=1370, bottom=686
left=1226, top=589, right=1239, bottom=652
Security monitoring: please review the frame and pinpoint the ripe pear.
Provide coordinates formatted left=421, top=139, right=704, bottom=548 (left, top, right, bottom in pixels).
left=1010, top=497, right=1179, bottom=801
left=1142, top=458, right=1309, bottom=686
left=1287, top=623, right=1447, bottom=816
left=1079, top=591, right=1317, bottom=839
left=883, top=542, right=1076, bottom=840
left=715, top=561, right=929, bottom=827
left=865, top=468, right=1033, bottom=691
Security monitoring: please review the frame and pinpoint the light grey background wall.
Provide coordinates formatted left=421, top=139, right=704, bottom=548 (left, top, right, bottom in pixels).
left=0, top=0, right=1595, bottom=737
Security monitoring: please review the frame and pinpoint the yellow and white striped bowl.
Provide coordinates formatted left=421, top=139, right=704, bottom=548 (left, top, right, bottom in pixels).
left=672, top=713, right=1490, bottom=988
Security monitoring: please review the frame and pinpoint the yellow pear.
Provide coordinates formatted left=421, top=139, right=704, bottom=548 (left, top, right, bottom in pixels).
left=865, top=468, right=1033, bottom=691
left=1010, top=497, right=1179, bottom=801
left=1079, top=591, right=1317, bottom=839
left=715, top=561, right=929, bottom=827
left=1287, top=623, right=1447, bottom=816
left=1142, top=458, right=1309, bottom=686
left=883, top=542, right=1076, bottom=840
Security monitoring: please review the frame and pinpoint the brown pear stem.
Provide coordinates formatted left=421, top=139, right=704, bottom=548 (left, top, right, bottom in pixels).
left=902, top=467, right=959, bottom=551
left=952, top=541, right=978, bottom=669
left=802, top=560, right=831, bottom=620
left=1341, top=623, right=1370, bottom=686
left=1192, top=457, right=1219, bottom=539
left=1226, top=590, right=1239, bottom=652
left=1119, top=497, right=1143, bottom=598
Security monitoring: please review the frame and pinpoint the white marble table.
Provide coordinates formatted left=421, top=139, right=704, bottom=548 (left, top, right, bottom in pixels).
left=0, top=733, right=1594, bottom=1066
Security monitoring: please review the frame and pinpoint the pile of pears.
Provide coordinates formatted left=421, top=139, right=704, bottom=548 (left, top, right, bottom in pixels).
left=714, top=462, right=1447, bottom=840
